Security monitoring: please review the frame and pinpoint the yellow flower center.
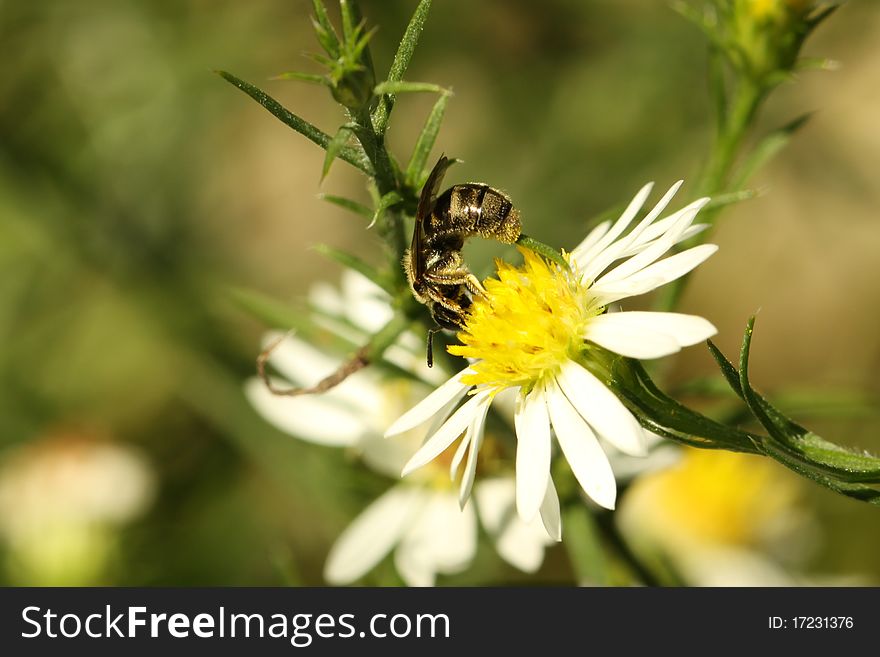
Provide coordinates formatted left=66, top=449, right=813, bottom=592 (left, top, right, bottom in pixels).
left=449, top=248, right=602, bottom=393
left=630, top=449, right=802, bottom=547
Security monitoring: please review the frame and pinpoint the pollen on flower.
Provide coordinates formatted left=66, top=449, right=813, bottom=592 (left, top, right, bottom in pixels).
left=449, top=248, right=602, bottom=392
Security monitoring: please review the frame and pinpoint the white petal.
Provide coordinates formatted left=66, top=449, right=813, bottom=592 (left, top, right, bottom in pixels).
left=308, top=281, right=345, bottom=318
left=458, top=401, right=489, bottom=508
left=574, top=182, right=687, bottom=283
left=400, top=390, right=491, bottom=476
left=323, top=485, right=423, bottom=584
left=618, top=217, right=707, bottom=256
left=449, top=432, right=471, bottom=480
left=591, top=244, right=718, bottom=304
left=385, top=367, right=473, bottom=437
left=539, top=477, right=563, bottom=541
left=587, top=312, right=716, bottom=358
left=585, top=320, right=682, bottom=359
left=556, top=361, right=647, bottom=456
left=596, top=198, right=708, bottom=286
left=475, top=478, right=552, bottom=573
left=341, top=269, right=393, bottom=333
left=244, top=377, right=364, bottom=446
left=573, top=182, right=653, bottom=265
left=570, top=219, right=611, bottom=259
left=546, top=388, right=617, bottom=510
left=513, top=386, right=551, bottom=522
left=619, top=180, right=684, bottom=246
left=394, top=492, right=477, bottom=586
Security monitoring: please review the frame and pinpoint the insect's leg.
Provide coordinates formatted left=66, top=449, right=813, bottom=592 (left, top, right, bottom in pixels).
left=464, top=273, right=487, bottom=298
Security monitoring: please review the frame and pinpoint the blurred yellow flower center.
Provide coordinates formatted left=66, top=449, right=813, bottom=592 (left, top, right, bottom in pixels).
left=744, top=0, right=811, bottom=21
left=449, top=248, right=602, bottom=393
left=631, top=449, right=801, bottom=546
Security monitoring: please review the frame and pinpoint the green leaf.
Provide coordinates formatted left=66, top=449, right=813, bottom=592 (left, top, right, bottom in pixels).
left=736, top=318, right=880, bottom=484
left=312, top=243, right=394, bottom=295
left=228, top=287, right=343, bottom=348
left=318, top=193, right=373, bottom=219
left=340, top=1, right=378, bottom=88
left=271, top=71, right=328, bottom=85
left=795, top=57, right=839, bottom=73
left=304, top=51, right=336, bottom=69
left=731, top=113, right=811, bottom=190
left=405, top=91, right=451, bottom=187
left=369, top=190, right=404, bottom=230
left=216, top=71, right=374, bottom=176
left=805, top=3, right=841, bottom=32
left=372, top=0, right=433, bottom=135
left=312, top=0, right=341, bottom=58
left=374, top=80, right=449, bottom=96
left=339, top=0, right=359, bottom=45
left=616, top=358, right=761, bottom=453
left=322, top=124, right=356, bottom=180
left=703, top=188, right=761, bottom=212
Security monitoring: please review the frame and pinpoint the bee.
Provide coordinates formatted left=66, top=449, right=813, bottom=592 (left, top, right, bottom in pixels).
left=404, top=155, right=521, bottom=367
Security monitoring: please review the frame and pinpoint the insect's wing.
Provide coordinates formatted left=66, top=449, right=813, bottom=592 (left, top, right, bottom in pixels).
left=411, top=155, right=454, bottom=279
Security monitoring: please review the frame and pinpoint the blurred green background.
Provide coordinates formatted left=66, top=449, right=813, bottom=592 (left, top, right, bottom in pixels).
left=0, top=0, right=877, bottom=585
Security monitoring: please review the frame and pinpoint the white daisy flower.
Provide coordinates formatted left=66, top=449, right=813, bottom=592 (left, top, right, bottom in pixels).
left=245, top=272, right=555, bottom=585
left=386, top=182, right=718, bottom=536
left=324, top=475, right=556, bottom=587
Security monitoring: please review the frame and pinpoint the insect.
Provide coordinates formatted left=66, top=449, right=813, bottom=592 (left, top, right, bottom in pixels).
left=404, top=155, right=522, bottom=367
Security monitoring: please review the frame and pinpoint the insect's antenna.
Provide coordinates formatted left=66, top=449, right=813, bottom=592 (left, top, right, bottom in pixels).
left=426, top=327, right=439, bottom=369
left=258, top=333, right=370, bottom=396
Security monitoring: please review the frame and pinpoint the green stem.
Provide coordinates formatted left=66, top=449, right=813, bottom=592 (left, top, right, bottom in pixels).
left=697, top=79, right=763, bottom=199
left=593, top=508, right=662, bottom=587
left=657, top=79, right=763, bottom=312
left=348, top=108, right=407, bottom=261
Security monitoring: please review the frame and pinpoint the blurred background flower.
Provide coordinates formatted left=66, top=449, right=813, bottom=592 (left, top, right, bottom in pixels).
left=617, top=448, right=866, bottom=585
left=0, top=0, right=877, bottom=585
left=0, top=432, right=154, bottom=585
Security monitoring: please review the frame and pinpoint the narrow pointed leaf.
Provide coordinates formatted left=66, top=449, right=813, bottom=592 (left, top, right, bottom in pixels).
left=217, top=71, right=373, bottom=176
left=806, top=4, right=840, bottom=31
left=369, top=190, right=404, bottom=229
left=353, top=25, right=379, bottom=60
left=732, top=114, right=811, bottom=190
left=704, top=188, right=761, bottom=212
left=610, top=357, right=762, bottom=454
left=304, top=51, right=336, bottom=68
left=339, top=0, right=358, bottom=44
left=323, top=124, right=355, bottom=180
left=795, top=57, right=839, bottom=73
left=318, top=194, right=372, bottom=219
left=736, top=318, right=880, bottom=484
left=312, top=243, right=393, bottom=295
left=372, top=0, right=433, bottom=135
left=405, top=91, right=450, bottom=187
left=374, top=81, right=449, bottom=96
left=272, top=71, right=328, bottom=85
left=312, top=0, right=341, bottom=57
left=228, top=287, right=336, bottom=346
